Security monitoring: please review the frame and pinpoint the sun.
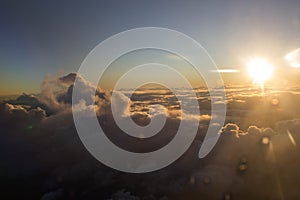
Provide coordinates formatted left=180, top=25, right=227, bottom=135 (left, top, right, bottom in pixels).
left=247, top=58, right=274, bottom=86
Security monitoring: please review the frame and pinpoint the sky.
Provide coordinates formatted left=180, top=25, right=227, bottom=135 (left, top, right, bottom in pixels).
left=2, top=1, right=300, bottom=198
left=1, top=0, right=300, bottom=94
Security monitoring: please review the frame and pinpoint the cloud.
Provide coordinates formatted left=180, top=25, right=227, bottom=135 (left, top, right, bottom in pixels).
left=111, top=91, right=130, bottom=117
left=222, top=123, right=240, bottom=137
left=39, top=74, right=71, bottom=113
left=108, top=189, right=140, bottom=200
left=58, top=72, right=77, bottom=85
left=3, top=73, right=300, bottom=199
left=285, top=48, right=300, bottom=68
left=40, top=188, right=63, bottom=200
left=0, top=103, right=46, bottom=127
left=275, top=118, right=300, bottom=132
left=38, top=73, right=100, bottom=113
left=247, top=125, right=262, bottom=135
left=72, top=99, right=97, bottom=118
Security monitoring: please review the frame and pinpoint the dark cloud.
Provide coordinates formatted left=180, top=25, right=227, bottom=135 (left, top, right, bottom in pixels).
left=0, top=103, right=46, bottom=127
left=2, top=74, right=300, bottom=199
left=108, top=189, right=140, bottom=200
left=58, top=73, right=77, bottom=85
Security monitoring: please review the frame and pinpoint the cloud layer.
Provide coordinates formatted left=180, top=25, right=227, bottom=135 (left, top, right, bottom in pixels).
left=1, top=73, right=300, bottom=199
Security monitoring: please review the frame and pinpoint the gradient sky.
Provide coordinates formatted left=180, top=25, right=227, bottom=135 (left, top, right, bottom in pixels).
left=1, top=0, right=300, bottom=94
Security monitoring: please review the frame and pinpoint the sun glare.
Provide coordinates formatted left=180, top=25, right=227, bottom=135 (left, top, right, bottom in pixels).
left=247, top=58, right=274, bottom=86
left=246, top=58, right=274, bottom=93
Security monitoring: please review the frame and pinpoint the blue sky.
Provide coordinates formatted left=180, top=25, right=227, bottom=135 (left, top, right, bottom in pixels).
left=1, top=0, right=300, bottom=94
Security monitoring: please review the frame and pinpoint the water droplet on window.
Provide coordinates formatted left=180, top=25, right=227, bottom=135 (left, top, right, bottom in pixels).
left=271, top=98, right=279, bottom=106
left=189, top=176, right=195, bottom=185
left=203, top=176, right=211, bottom=184
left=238, top=164, right=247, bottom=172
left=261, top=136, right=270, bottom=145
left=224, top=193, right=232, bottom=200
left=240, top=156, right=248, bottom=164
